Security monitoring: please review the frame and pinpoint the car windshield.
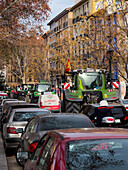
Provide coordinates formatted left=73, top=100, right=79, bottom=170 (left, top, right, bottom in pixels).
left=65, top=139, right=128, bottom=170
left=122, top=100, right=128, bottom=104
left=13, top=111, right=50, bottom=121
left=79, top=72, right=102, bottom=90
left=111, top=107, right=124, bottom=115
left=37, top=84, right=51, bottom=92
left=38, top=116, right=94, bottom=131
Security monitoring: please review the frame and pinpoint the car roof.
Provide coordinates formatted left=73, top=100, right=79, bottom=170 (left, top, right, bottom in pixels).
left=2, top=99, right=18, bottom=102
left=0, top=93, right=8, bottom=95
left=7, top=103, right=38, bottom=107
left=34, top=113, right=91, bottom=119
left=51, top=128, right=128, bottom=140
left=12, top=108, right=50, bottom=112
left=89, top=103, right=123, bottom=107
left=4, top=101, right=25, bottom=104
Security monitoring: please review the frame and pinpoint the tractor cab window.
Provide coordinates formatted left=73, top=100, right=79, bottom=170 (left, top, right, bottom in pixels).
left=37, top=84, right=51, bottom=92
left=79, top=72, right=102, bottom=90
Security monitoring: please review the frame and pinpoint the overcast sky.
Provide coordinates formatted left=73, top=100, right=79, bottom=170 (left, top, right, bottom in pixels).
left=44, top=0, right=76, bottom=30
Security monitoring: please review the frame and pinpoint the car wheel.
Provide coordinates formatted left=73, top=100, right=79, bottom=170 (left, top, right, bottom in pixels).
left=15, top=145, right=24, bottom=167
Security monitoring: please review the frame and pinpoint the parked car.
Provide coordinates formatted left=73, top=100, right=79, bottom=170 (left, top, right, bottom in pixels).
left=81, top=103, right=128, bottom=128
left=17, top=128, right=128, bottom=170
left=15, top=113, right=95, bottom=166
left=2, top=108, right=51, bottom=153
left=119, top=99, right=128, bottom=111
left=1, top=99, right=18, bottom=110
left=2, top=100, right=26, bottom=117
left=1, top=102, right=39, bottom=132
left=0, top=92, right=8, bottom=104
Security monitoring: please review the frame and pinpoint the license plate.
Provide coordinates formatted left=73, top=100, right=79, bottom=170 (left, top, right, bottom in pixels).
left=44, top=107, right=51, bottom=110
left=16, top=128, right=23, bottom=133
left=115, top=119, right=121, bottom=123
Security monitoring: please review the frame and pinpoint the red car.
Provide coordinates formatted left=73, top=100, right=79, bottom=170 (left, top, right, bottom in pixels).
left=0, top=93, right=8, bottom=103
left=17, top=128, right=128, bottom=170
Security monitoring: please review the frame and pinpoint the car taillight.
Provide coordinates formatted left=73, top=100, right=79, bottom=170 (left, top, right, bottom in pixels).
left=28, top=142, right=38, bottom=152
left=125, top=107, right=128, bottom=110
left=40, top=102, right=43, bottom=107
left=107, top=118, right=114, bottom=121
left=124, top=116, right=128, bottom=120
left=7, top=127, right=18, bottom=134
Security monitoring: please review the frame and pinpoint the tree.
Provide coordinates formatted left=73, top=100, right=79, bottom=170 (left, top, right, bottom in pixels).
left=0, top=0, right=51, bottom=83
left=72, top=1, right=128, bottom=80
left=0, top=0, right=51, bottom=34
left=8, top=33, right=45, bottom=84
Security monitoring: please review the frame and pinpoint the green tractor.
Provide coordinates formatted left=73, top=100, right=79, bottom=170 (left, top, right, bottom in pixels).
left=30, top=81, right=51, bottom=103
left=18, top=84, right=34, bottom=101
left=62, top=68, right=120, bottom=113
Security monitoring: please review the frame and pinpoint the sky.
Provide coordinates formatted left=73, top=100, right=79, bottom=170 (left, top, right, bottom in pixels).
left=44, top=0, right=76, bottom=31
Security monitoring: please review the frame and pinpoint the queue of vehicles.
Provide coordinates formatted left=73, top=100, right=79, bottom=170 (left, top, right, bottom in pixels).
left=1, top=68, right=128, bottom=169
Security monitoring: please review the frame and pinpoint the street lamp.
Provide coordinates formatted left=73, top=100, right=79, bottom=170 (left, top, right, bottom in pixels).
left=107, top=49, right=114, bottom=75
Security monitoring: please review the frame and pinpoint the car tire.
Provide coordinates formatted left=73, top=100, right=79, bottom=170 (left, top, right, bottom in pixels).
left=15, top=145, right=24, bottom=167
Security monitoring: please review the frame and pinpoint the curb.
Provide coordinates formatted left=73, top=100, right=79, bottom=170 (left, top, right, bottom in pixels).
left=0, top=133, right=8, bottom=170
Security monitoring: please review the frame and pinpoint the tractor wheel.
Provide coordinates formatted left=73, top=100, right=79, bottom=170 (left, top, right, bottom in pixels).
left=31, top=95, right=38, bottom=103
left=19, top=96, right=25, bottom=101
left=65, top=100, right=81, bottom=113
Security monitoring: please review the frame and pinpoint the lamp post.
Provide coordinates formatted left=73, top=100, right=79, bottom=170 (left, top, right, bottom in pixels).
left=107, top=49, right=113, bottom=74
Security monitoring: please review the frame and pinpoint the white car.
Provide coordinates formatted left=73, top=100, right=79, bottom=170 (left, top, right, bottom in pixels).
left=2, top=108, right=51, bottom=152
left=120, top=99, right=128, bottom=111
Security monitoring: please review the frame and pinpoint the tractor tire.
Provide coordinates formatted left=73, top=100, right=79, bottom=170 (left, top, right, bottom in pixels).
left=65, top=100, right=81, bottom=113
left=19, top=96, right=25, bottom=101
left=31, top=95, right=38, bottom=104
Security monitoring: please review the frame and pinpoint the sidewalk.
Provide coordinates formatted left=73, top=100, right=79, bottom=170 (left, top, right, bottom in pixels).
left=0, top=133, right=8, bottom=170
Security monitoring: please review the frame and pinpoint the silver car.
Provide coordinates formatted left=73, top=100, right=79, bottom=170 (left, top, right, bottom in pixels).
left=2, top=108, right=51, bottom=152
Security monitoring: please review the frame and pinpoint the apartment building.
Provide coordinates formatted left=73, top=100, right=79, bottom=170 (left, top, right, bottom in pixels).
left=46, top=0, right=128, bottom=84
left=47, top=8, right=73, bottom=87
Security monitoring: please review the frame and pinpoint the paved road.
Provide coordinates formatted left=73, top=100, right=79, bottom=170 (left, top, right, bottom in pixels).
left=6, top=154, right=23, bottom=170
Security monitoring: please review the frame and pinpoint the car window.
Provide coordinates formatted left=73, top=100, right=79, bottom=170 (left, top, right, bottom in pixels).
left=38, top=137, right=54, bottom=170
left=13, top=111, right=50, bottom=121
left=31, top=135, right=48, bottom=162
left=38, top=116, right=94, bottom=131
left=111, top=107, right=124, bottom=115
left=122, top=100, right=128, bottom=104
left=25, top=119, right=36, bottom=133
left=65, top=139, right=128, bottom=170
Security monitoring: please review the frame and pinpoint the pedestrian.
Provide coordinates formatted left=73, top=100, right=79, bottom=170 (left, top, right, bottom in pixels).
left=89, top=100, right=113, bottom=127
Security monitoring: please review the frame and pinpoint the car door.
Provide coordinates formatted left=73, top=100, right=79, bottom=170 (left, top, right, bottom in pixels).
left=25, top=134, right=49, bottom=170
left=34, top=137, right=54, bottom=170
left=22, top=119, right=37, bottom=151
